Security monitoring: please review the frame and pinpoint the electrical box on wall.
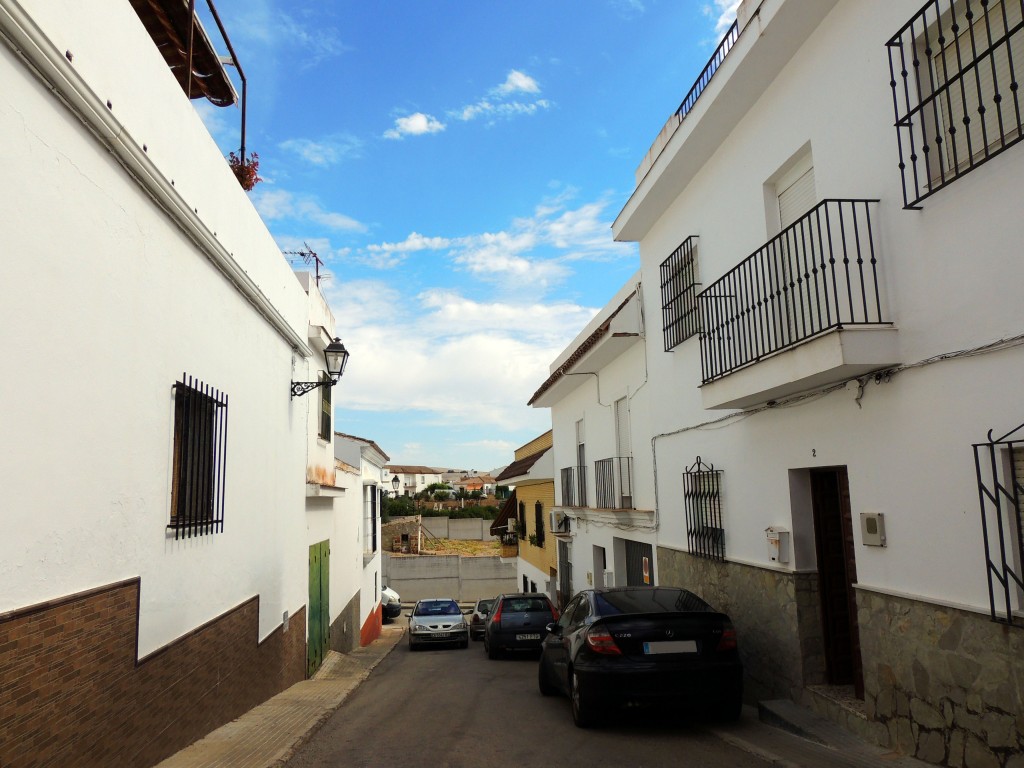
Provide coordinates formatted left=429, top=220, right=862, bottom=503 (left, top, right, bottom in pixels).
left=765, top=526, right=790, bottom=564
left=860, top=512, right=887, bottom=546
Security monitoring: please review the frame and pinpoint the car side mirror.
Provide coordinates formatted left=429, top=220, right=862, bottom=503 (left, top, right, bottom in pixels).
left=545, top=622, right=561, bottom=637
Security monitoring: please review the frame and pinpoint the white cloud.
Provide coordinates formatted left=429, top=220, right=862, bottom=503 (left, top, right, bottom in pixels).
left=229, top=3, right=346, bottom=69
left=321, top=280, right=596, bottom=431
left=495, top=70, right=540, bottom=95
left=251, top=188, right=366, bottom=232
left=704, top=0, right=741, bottom=36
left=383, top=112, right=446, bottom=140
left=452, top=70, right=552, bottom=124
left=279, top=135, right=362, bottom=166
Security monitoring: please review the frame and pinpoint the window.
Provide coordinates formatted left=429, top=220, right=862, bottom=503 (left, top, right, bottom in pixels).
left=888, top=0, right=1024, bottom=207
left=364, top=485, right=378, bottom=553
left=659, top=236, right=701, bottom=350
left=534, top=501, right=545, bottom=547
left=518, top=501, right=527, bottom=540
left=683, top=457, right=725, bottom=561
left=170, top=375, right=228, bottom=538
left=319, top=372, right=331, bottom=440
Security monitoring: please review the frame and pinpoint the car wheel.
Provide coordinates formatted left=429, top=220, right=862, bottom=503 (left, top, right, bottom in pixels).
left=538, top=658, right=557, bottom=697
left=571, top=670, right=596, bottom=728
left=408, top=637, right=417, bottom=651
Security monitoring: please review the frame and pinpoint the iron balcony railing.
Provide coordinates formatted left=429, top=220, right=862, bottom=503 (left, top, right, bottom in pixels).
left=595, top=457, right=635, bottom=509
left=676, top=20, right=739, bottom=120
left=698, top=199, right=887, bottom=384
left=560, top=466, right=588, bottom=508
left=887, top=0, right=1024, bottom=209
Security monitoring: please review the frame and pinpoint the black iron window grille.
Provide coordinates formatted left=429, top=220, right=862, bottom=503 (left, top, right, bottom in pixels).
left=973, top=420, right=1024, bottom=627
left=535, top=501, right=545, bottom=547
left=684, top=456, right=725, bottom=561
left=319, top=372, right=332, bottom=440
left=170, top=374, right=228, bottom=539
left=660, top=236, right=701, bottom=351
left=595, top=457, right=635, bottom=509
left=560, top=466, right=588, bottom=507
left=676, top=20, right=739, bottom=120
left=698, top=199, right=887, bottom=384
left=887, top=0, right=1024, bottom=209
left=518, top=501, right=527, bottom=540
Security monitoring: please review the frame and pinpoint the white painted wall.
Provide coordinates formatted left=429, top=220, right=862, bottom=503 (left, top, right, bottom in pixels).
left=614, top=0, right=1024, bottom=612
left=0, top=1, right=313, bottom=655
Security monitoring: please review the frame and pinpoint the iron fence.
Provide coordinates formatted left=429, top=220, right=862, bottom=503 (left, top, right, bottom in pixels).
left=973, top=420, right=1024, bottom=627
left=595, top=457, right=635, bottom=509
left=698, top=199, right=886, bottom=384
left=887, top=0, right=1024, bottom=208
left=560, top=465, right=588, bottom=507
left=676, top=20, right=739, bottom=120
left=684, top=457, right=724, bottom=561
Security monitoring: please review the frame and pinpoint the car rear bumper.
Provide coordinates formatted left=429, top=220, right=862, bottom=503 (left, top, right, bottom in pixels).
left=574, top=658, right=742, bottom=706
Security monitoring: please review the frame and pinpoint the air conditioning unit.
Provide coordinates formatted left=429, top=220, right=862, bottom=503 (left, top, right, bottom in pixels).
left=603, top=571, right=615, bottom=587
left=549, top=509, right=569, bottom=533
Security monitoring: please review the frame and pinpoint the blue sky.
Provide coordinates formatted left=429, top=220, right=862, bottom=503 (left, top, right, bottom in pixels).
left=197, top=1, right=739, bottom=473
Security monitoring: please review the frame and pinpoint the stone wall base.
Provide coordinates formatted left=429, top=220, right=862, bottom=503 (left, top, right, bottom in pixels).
left=857, top=588, right=1023, bottom=767
left=0, top=579, right=305, bottom=768
left=330, top=592, right=362, bottom=653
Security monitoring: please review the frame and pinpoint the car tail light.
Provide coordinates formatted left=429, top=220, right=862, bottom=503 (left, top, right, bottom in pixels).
left=716, top=623, right=738, bottom=652
left=490, top=601, right=503, bottom=626
left=549, top=602, right=560, bottom=622
left=584, top=626, right=622, bottom=656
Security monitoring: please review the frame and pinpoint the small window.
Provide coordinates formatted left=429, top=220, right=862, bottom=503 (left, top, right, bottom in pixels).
left=683, top=457, right=725, bottom=561
left=659, top=236, right=700, bottom=351
left=518, top=501, right=527, bottom=540
left=170, top=375, right=228, bottom=538
left=319, top=372, right=331, bottom=440
left=534, top=501, right=545, bottom=547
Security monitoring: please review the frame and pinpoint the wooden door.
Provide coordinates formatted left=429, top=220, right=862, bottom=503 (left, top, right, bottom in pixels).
left=811, top=468, right=864, bottom=697
left=307, top=540, right=330, bottom=677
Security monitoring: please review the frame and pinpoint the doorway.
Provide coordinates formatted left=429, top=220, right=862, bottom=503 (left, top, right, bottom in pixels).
left=810, top=468, right=863, bottom=697
left=307, top=540, right=330, bottom=677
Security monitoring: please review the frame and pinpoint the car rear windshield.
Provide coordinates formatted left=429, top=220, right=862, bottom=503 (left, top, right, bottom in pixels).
left=501, top=596, right=552, bottom=613
left=477, top=599, right=494, bottom=612
left=414, top=600, right=461, bottom=616
left=594, top=588, right=710, bottom=616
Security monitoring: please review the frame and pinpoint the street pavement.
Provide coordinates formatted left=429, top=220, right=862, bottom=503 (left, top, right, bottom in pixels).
left=156, top=621, right=929, bottom=768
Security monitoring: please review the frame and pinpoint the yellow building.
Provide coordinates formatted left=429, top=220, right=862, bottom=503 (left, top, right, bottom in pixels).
left=494, top=432, right=563, bottom=604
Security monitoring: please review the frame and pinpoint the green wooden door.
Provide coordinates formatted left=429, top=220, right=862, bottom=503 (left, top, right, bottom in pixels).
left=307, top=540, right=331, bottom=676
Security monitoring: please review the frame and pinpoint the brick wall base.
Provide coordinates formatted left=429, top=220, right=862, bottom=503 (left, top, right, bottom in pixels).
left=0, top=578, right=305, bottom=768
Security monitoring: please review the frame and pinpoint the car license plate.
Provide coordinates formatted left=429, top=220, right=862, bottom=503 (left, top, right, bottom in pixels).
left=516, top=633, right=541, bottom=641
left=433, top=632, right=450, bottom=639
left=643, top=640, right=697, bottom=654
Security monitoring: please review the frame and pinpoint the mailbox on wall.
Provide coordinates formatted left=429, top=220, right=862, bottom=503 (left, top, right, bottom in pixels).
left=765, top=526, right=790, bottom=564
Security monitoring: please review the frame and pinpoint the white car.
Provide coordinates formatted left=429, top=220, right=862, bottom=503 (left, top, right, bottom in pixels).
left=381, top=584, right=402, bottom=620
left=408, top=598, right=469, bottom=650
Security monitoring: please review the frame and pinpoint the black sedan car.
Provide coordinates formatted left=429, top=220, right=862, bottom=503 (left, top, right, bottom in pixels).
left=484, top=593, right=559, bottom=658
left=537, top=586, right=743, bottom=727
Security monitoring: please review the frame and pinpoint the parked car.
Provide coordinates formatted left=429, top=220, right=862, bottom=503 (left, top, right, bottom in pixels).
left=484, top=593, right=559, bottom=659
left=408, top=598, right=469, bottom=650
left=381, top=584, right=401, bottom=621
left=537, top=586, right=743, bottom=727
left=469, top=598, right=495, bottom=640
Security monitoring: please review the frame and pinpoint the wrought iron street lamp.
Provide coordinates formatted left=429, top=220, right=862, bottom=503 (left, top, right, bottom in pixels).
left=290, top=337, right=349, bottom=398
left=392, top=475, right=401, bottom=497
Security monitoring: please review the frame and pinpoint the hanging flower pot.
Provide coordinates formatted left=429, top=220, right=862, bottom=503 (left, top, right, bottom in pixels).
left=228, top=150, right=262, bottom=191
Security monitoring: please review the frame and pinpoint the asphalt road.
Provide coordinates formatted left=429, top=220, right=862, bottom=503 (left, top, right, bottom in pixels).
left=286, top=633, right=770, bottom=768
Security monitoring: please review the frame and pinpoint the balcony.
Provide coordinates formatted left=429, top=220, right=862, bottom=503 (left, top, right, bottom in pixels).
left=560, top=466, right=588, bottom=508
left=499, top=531, right=519, bottom=558
left=595, top=457, right=635, bottom=510
left=698, top=200, right=899, bottom=410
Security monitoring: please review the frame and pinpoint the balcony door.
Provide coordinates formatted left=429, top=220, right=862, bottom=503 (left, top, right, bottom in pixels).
left=776, top=158, right=822, bottom=345
left=575, top=419, right=587, bottom=507
left=614, top=397, right=633, bottom=508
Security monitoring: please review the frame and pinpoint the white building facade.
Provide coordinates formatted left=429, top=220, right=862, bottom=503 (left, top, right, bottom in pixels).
left=530, top=275, right=661, bottom=604
left=599, top=0, right=1024, bottom=765
left=0, top=1, right=350, bottom=764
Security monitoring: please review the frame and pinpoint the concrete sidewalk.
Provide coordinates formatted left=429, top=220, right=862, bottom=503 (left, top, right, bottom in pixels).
left=155, top=624, right=406, bottom=768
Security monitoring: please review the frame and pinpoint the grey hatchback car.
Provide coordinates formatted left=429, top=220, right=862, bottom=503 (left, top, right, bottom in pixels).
left=408, top=598, right=469, bottom=650
left=484, top=593, right=559, bottom=658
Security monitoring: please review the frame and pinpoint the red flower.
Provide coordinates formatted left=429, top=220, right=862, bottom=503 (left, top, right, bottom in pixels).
left=228, top=151, right=262, bottom=191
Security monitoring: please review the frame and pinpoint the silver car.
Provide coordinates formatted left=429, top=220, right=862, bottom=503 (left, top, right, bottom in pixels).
left=408, top=598, right=469, bottom=650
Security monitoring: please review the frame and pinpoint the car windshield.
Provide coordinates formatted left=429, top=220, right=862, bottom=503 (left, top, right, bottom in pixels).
left=414, top=600, right=461, bottom=616
left=502, top=597, right=551, bottom=613
left=594, top=588, right=710, bottom=615
left=477, top=599, right=494, bottom=612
